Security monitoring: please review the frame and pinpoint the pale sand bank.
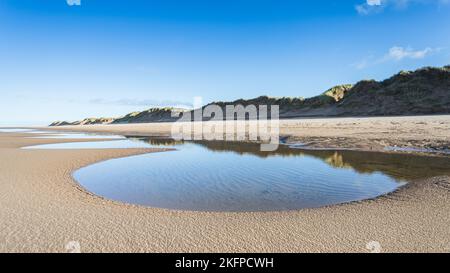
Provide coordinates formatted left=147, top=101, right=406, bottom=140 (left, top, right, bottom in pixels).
left=1, top=116, right=450, bottom=253
left=41, top=115, right=450, bottom=154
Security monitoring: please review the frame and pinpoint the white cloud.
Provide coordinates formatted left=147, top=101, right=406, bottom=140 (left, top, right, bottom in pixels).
left=356, top=0, right=385, bottom=14
left=367, top=0, right=382, bottom=6
left=352, top=46, right=441, bottom=69
left=88, top=98, right=194, bottom=109
left=66, top=0, right=81, bottom=6
left=355, top=0, right=450, bottom=15
left=383, top=46, right=435, bottom=61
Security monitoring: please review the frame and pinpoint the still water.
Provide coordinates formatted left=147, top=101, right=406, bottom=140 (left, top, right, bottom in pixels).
left=15, top=130, right=450, bottom=212
left=29, top=133, right=123, bottom=139
left=71, top=137, right=450, bottom=212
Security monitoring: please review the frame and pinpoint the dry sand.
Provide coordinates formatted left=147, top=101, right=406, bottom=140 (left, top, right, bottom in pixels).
left=1, top=116, right=450, bottom=253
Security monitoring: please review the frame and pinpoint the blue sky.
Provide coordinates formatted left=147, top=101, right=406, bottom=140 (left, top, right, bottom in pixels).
left=1, top=0, right=449, bottom=125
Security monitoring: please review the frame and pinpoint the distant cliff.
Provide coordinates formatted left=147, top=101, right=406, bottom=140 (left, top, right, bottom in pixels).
left=50, top=118, right=114, bottom=126
left=50, top=65, right=450, bottom=126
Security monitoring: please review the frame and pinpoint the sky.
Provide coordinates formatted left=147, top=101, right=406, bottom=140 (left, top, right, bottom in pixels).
left=0, top=0, right=449, bottom=125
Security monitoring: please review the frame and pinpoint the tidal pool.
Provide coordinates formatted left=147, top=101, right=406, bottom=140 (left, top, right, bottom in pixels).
left=71, top=137, right=450, bottom=212
left=29, top=133, right=123, bottom=139
left=0, top=128, right=33, bottom=133
left=24, top=139, right=152, bottom=149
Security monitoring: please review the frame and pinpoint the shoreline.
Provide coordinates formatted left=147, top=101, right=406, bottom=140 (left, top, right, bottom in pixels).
left=33, top=115, right=450, bottom=156
left=1, top=129, right=450, bottom=252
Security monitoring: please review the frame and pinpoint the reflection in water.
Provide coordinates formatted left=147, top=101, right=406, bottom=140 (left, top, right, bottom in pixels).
left=73, top=136, right=450, bottom=212
left=131, top=136, right=450, bottom=182
left=20, top=130, right=449, bottom=212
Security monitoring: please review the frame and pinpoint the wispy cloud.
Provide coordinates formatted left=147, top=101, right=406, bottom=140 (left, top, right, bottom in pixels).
left=356, top=0, right=384, bottom=15
left=382, top=46, right=436, bottom=61
left=355, top=0, right=449, bottom=15
left=88, top=98, right=194, bottom=109
left=66, top=0, right=81, bottom=6
left=367, top=0, right=382, bottom=5
left=351, top=55, right=375, bottom=70
left=352, top=46, right=441, bottom=69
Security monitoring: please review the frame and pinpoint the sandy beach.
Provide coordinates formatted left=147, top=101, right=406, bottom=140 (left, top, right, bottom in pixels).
left=43, top=115, right=450, bottom=154
left=1, top=116, right=450, bottom=253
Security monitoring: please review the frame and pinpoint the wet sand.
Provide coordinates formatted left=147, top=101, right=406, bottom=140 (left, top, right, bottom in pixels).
left=40, top=115, right=450, bottom=154
left=1, top=116, right=450, bottom=253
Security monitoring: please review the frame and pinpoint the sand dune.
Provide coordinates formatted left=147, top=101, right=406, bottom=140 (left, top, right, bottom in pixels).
left=50, top=66, right=450, bottom=126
